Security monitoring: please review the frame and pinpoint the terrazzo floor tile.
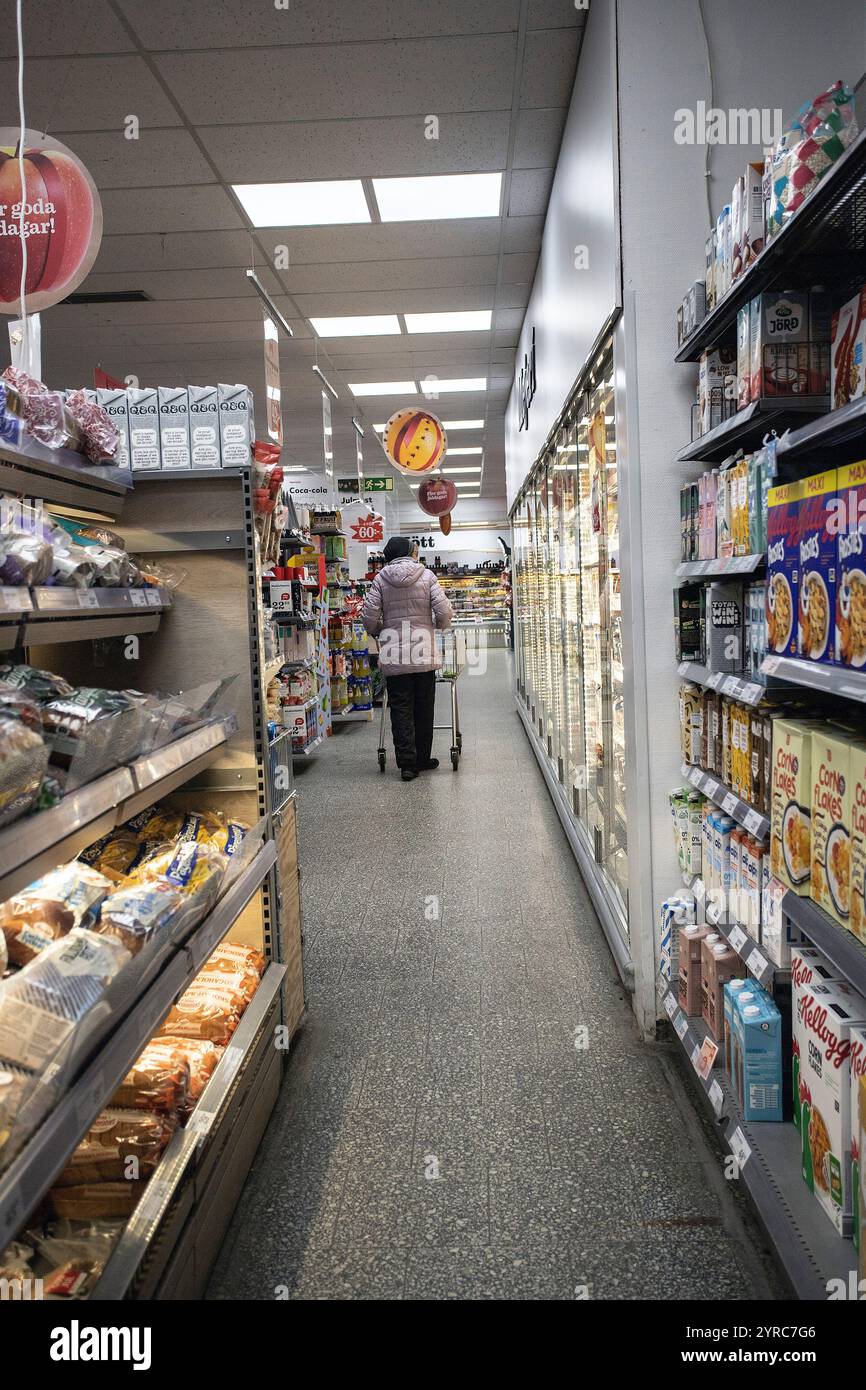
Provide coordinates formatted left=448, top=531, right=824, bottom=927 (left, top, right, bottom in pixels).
left=403, top=1245, right=576, bottom=1300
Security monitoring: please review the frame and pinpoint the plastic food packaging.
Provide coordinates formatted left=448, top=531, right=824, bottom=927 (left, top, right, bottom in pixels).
left=30, top=1220, right=122, bottom=1299
left=0, top=681, right=44, bottom=733
left=0, top=862, right=112, bottom=966
left=53, top=1108, right=175, bottom=1186
left=96, top=878, right=187, bottom=956
left=200, top=941, right=264, bottom=1004
left=169, top=1038, right=224, bottom=1114
left=41, top=686, right=156, bottom=789
left=2, top=368, right=84, bottom=452
left=0, top=1238, right=34, bottom=1285
left=128, top=838, right=225, bottom=917
left=110, top=1037, right=191, bottom=1115
left=48, top=1181, right=149, bottom=1221
left=767, top=81, right=858, bottom=239
left=51, top=516, right=127, bottom=551
left=0, top=528, right=53, bottom=586
left=159, top=978, right=244, bottom=1045
left=0, top=663, right=74, bottom=704
left=79, top=832, right=152, bottom=883
left=64, top=389, right=119, bottom=465
left=0, top=712, right=49, bottom=829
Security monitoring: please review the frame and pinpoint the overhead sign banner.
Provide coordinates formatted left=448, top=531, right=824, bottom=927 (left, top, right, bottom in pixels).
left=321, top=389, right=334, bottom=500
left=0, top=129, right=103, bottom=314
left=263, top=315, right=282, bottom=446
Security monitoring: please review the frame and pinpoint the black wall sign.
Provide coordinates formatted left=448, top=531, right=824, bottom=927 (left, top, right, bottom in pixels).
left=517, top=327, right=536, bottom=432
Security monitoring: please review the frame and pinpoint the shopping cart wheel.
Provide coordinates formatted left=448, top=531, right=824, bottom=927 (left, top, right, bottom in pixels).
left=451, top=747, right=459, bottom=771
left=378, top=750, right=386, bottom=772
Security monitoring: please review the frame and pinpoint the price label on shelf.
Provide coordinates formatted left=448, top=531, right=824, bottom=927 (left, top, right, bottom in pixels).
left=76, top=590, right=99, bottom=608
left=186, top=1109, right=216, bottom=1137
left=146, top=589, right=163, bottom=607
left=722, top=676, right=740, bottom=697
left=674, top=1012, right=690, bottom=1041
left=678, top=662, right=689, bottom=676
left=694, top=561, right=709, bottom=575
left=729, top=1126, right=752, bottom=1171
left=762, top=655, right=781, bottom=676
left=135, top=1177, right=173, bottom=1226
left=707, top=671, right=724, bottom=690
left=680, top=762, right=690, bottom=779
left=722, top=793, right=738, bottom=816
left=704, top=778, right=719, bottom=799
left=690, top=1042, right=701, bottom=1070
left=129, top=589, right=147, bottom=607
left=840, top=684, right=866, bottom=701
left=708, top=1079, right=725, bottom=1116
left=664, top=992, right=678, bottom=1020
left=740, top=682, right=763, bottom=705
left=728, top=924, right=748, bottom=954
left=222, top=1044, right=245, bottom=1084
left=0, top=587, right=27, bottom=611
left=747, top=947, right=770, bottom=981
left=744, top=808, right=765, bottom=837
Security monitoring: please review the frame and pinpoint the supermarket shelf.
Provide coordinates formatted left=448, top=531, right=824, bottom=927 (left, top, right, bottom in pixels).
left=781, top=891, right=866, bottom=997
left=776, top=394, right=866, bottom=467
left=132, top=467, right=247, bottom=481
left=0, top=717, right=235, bottom=901
left=12, top=586, right=170, bottom=646
left=262, top=656, right=284, bottom=685
left=293, top=732, right=324, bottom=757
left=0, top=433, right=131, bottom=516
left=761, top=653, right=866, bottom=703
left=676, top=554, right=764, bottom=579
left=676, top=660, right=787, bottom=705
left=680, top=760, right=769, bottom=840
left=686, top=876, right=781, bottom=985
left=332, top=708, right=374, bottom=722
left=662, top=986, right=855, bottom=1299
left=272, top=612, right=317, bottom=626
left=675, top=397, right=828, bottom=464
left=90, top=961, right=285, bottom=1300
left=675, top=126, right=866, bottom=362
left=0, top=841, right=277, bottom=1249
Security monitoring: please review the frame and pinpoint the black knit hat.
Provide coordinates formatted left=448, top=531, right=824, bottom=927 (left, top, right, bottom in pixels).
left=383, top=536, right=413, bottom=563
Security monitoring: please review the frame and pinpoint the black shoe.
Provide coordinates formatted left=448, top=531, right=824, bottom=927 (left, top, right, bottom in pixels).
left=418, top=759, right=439, bottom=771
left=401, top=768, right=418, bottom=781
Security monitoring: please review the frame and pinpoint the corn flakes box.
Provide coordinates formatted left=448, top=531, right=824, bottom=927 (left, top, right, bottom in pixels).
left=797, top=470, right=837, bottom=664
left=836, top=460, right=866, bottom=668
left=766, top=480, right=801, bottom=658
left=811, top=728, right=859, bottom=931
left=770, top=718, right=823, bottom=894
left=849, top=740, right=866, bottom=943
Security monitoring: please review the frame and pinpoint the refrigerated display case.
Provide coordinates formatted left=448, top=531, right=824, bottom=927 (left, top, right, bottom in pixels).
left=511, top=342, right=628, bottom=935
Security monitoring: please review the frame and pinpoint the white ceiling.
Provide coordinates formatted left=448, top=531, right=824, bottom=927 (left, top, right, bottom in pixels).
left=1, top=0, right=584, bottom=507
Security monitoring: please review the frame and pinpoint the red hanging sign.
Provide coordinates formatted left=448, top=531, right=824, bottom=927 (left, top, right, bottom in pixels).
left=350, top=512, right=385, bottom=544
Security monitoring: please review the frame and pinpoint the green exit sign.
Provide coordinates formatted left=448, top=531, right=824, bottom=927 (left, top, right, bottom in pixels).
left=338, top=476, right=394, bottom=493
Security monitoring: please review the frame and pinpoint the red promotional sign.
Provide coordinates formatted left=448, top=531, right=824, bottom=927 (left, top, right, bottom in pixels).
left=351, top=512, right=385, bottom=545
left=0, top=130, right=103, bottom=314
left=94, top=367, right=124, bottom=390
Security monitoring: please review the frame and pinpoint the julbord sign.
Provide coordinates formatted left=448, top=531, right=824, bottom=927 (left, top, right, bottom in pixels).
left=0, top=130, right=103, bottom=314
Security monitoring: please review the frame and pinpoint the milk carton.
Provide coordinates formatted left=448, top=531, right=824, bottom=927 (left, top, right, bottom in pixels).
left=126, top=387, right=160, bottom=471
left=188, top=384, right=221, bottom=468
left=735, top=991, right=783, bottom=1122
left=794, top=977, right=866, bottom=1233
left=678, top=924, right=713, bottom=1017
left=95, top=388, right=130, bottom=470
left=850, top=1024, right=866, bottom=1252
left=724, top=978, right=748, bottom=1076
left=703, top=940, right=740, bottom=1040
left=811, top=727, right=857, bottom=931
left=218, top=383, right=254, bottom=468
left=157, top=386, right=191, bottom=470
left=797, top=469, right=837, bottom=664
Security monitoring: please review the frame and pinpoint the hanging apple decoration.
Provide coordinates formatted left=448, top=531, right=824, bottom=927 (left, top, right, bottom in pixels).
left=418, top=476, right=457, bottom=516
left=0, top=130, right=103, bottom=314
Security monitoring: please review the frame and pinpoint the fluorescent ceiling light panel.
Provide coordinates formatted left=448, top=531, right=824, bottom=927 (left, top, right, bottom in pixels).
left=441, top=419, right=484, bottom=429
left=444, top=446, right=482, bottom=455
left=349, top=381, right=416, bottom=396
left=232, top=179, right=370, bottom=226
left=461, top=493, right=480, bottom=499
left=372, top=172, right=502, bottom=222
left=404, top=310, right=492, bottom=333
left=452, top=480, right=479, bottom=487
left=310, top=314, right=400, bottom=337
left=420, top=377, right=486, bottom=393
left=441, top=466, right=482, bottom=474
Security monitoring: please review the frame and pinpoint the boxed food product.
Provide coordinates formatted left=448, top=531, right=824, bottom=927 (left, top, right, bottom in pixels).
left=797, top=469, right=837, bottom=664
left=0, top=863, right=112, bottom=966
left=770, top=717, right=824, bottom=893
left=794, top=978, right=866, bottom=1233
left=218, top=383, right=253, bottom=468
left=698, top=348, right=736, bottom=435
left=740, top=161, right=765, bottom=273
left=836, top=460, right=866, bottom=669
left=188, top=384, right=221, bottom=468
left=157, top=387, right=191, bottom=470
left=751, top=290, right=810, bottom=398
left=705, top=232, right=716, bottom=311
left=95, top=389, right=130, bottom=470
left=811, top=727, right=859, bottom=931
left=723, top=977, right=748, bottom=1074
left=736, top=304, right=751, bottom=410
left=706, top=581, right=743, bottom=674
left=831, top=286, right=866, bottom=410
left=849, top=740, right=866, bottom=943
left=702, top=939, right=740, bottom=1039
left=851, top=1024, right=866, bottom=1253
left=678, top=923, right=713, bottom=1016
left=766, top=479, right=801, bottom=658
left=126, top=387, right=160, bottom=471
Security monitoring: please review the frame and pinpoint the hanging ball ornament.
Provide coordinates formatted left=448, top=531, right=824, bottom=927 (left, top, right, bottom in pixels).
left=383, top=408, right=447, bottom=474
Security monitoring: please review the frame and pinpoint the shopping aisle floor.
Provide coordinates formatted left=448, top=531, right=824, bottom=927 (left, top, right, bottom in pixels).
left=208, top=651, right=782, bottom=1301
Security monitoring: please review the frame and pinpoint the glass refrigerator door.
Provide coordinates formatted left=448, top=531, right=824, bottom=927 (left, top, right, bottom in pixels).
left=556, top=422, right=585, bottom=811
left=545, top=452, right=565, bottom=772
left=576, top=404, right=604, bottom=853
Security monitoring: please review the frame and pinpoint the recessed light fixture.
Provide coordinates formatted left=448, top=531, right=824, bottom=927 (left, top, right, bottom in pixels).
left=404, top=310, right=492, bottom=334
left=461, top=493, right=481, bottom=499
left=419, top=377, right=486, bottom=394
left=373, top=172, right=502, bottom=222
left=233, top=179, right=370, bottom=226
left=441, top=419, right=484, bottom=430
left=349, top=381, right=416, bottom=397
left=445, top=446, right=482, bottom=456
left=310, top=314, right=400, bottom=337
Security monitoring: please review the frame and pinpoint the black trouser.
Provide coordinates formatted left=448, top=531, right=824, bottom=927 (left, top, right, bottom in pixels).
left=386, top=671, right=436, bottom=771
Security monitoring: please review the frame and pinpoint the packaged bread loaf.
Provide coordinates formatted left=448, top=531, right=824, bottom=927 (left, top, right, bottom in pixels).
left=49, top=1181, right=149, bottom=1221
left=96, top=879, right=186, bottom=956
left=41, top=686, right=152, bottom=787
left=0, top=712, right=49, bottom=829
left=0, top=1061, right=37, bottom=1165
left=169, top=1039, right=224, bottom=1113
left=0, top=862, right=112, bottom=966
left=110, top=1038, right=191, bottom=1114
left=199, top=942, right=264, bottom=1004
left=128, top=839, right=225, bottom=922
left=53, top=1108, right=175, bottom=1186
left=159, top=978, right=243, bottom=1045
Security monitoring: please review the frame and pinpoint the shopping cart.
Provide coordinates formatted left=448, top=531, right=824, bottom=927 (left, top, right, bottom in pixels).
left=377, top=630, right=464, bottom=772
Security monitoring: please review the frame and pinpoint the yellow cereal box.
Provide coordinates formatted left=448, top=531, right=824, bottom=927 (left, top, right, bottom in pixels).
left=811, top=728, right=859, bottom=930
left=771, top=718, right=824, bottom=894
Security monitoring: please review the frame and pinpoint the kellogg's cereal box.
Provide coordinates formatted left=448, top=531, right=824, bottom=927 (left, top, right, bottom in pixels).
left=831, top=286, right=866, bottom=411
left=850, top=1024, right=866, bottom=1253
left=811, top=727, right=859, bottom=931
left=770, top=718, right=823, bottom=894
left=793, top=977, right=866, bottom=1235
left=797, top=470, right=837, bottom=664
left=766, top=480, right=801, bottom=658
left=792, top=944, right=843, bottom=1131
left=836, top=460, right=866, bottom=669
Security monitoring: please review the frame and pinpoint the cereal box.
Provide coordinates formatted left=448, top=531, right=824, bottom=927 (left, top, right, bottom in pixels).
left=766, top=479, right=800, bottom=658
left=770, top=718, right=824, bottom=894
left=797, top=469, right=837, bottom=664
left=793, top=977, right=866, bottom=1234
left=831, top=286, right=866, bottom=411
left=860, top=1078, right=866, bottom=1271
left=750, top=289, right=810, bottom=397
left=792, top=944, right=842, bottom=1131
left=850, top=1024, right=866, bottom=1253
left=836, top=460, right=866, bottom=669
left=848, top=740, right=866, bottom=944
left=811, top=727, right=858, bottom=931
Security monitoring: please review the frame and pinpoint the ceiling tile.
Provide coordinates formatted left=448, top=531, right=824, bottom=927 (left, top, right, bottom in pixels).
left=513, top=107, right=569, bottom=168
left=527, top=0, right=586, bottom=28
left=499, top=252, right=540, bottom=285
left=493, top=307, right=526, bottom=333
left=282, top=256, right=500, bottom=295
left=519, top=27, right=581, bottom=108
left=43, top=296, right=293, bottom=330
left=50, top=128, right=215, bottom=189
left=77, top=266, right=258, bottom=300
left=153, top=35, right=517, bottom=124
left=200, top=112, right=510, bottom=183
left=99, top=185, right=243, bottom=236
left=256, top=220, right=503, bottom=266
left=508, top=167, right=554, bottom=217
left=292, top=287, right=497, bottom=317
left=94, top=231, right=254, bottom=275
left=501, top=215, right=544, bottom=253
left=0, top=56, right=181, bottom=132
left=0, top=1, right=135, bottom=57
left=495, top=283, right=532, bottom=310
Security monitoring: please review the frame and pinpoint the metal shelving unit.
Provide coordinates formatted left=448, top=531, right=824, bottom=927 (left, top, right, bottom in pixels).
left=680, top=760, right=770, bottom=840
left=676, top=554, right=764, bottom=579
left=776, top=394, right=866, bottom=467
left=0, top=586, right=172, bottom=650
left=675, top=397, right=828, bottom=464
left=676, top=659, right=783, bottom=706
left=781, top=892, right=866, bottom=996
left=761, top=653, right=866, bottom=703
left=0, top=434, right=131, bottom=516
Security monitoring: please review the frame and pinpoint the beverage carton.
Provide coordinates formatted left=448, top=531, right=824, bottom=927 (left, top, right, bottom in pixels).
left=706, top=580, right=743, bottom=674
left=218, top=383, right=253, bottom=468
left=797, top=469, right=837, bottom=664
left=750, top=290, right=810, bottom=397
left=737, top=304, right=751, bottom=409
left=811, top=727, right=858, bottom=931
left=831, top=286, right=866, bottom=410
left=724, top=978, right=747, bottom=1075
left=850, top=1024, right=866, bottom=1252
left=678, top=924, right=713, bottom=1016
left=698, top=349, right=736, bottom=436
left=740, top=162, right=765, bottom=273
left=157, top=386, right=191, bottom=470
left=766, top=479, right=801, bottom=658
left=703, top=940, right=740, bottom=1039
left=794, top=978, right=866, bottom=1233
left=188, top=384, right=221, bottom=468
left=836, top=460, right=866, bottom=669
left=126, top=387, right=160, bottom=471
left=734, top=991, right=783, bottom=1122
left=771, top=718, right=823, bottom=893
left=95, top=388, right=130, bottom=470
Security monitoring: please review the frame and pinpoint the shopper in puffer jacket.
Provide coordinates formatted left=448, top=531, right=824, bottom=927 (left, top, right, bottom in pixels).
left=361, top=536, right=453, bottom=781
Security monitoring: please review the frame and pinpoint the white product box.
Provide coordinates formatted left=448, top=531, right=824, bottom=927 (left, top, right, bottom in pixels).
left=698, top=348, right=736, bottom=435
left=95, top=388, right=130, bottom=470
left=126, top=387, right=160, bottom=471
left=793, top=977, right=866, bottom=1233
left=750, top=290, right=809, bottom=398
left=740, top=161, right=765, bottom=272
left=760, top=877, right=803, bottom=967
left=157, top=387, right=191, bottom=470
left=218, top=383, right=253, bottom=468
left=188, top=384, right=221, bottom=468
